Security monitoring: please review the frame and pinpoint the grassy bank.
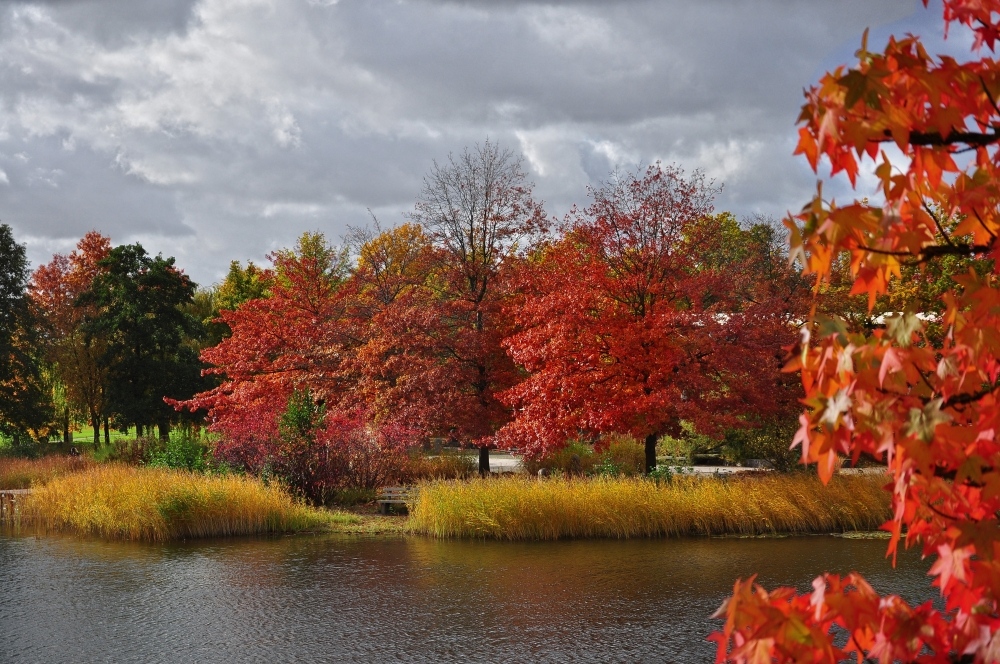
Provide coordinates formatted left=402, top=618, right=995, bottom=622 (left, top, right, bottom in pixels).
left=408, top=473, right=891, bottom=540
left=22, top=465, right=341, bottom=541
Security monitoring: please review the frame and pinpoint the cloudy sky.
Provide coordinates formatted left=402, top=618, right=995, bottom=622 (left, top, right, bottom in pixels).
left=0, top=0, right=940, bottom=287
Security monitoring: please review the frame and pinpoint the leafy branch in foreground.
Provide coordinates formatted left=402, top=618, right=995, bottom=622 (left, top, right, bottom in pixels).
left=714, top=2, right=1000, bottom=662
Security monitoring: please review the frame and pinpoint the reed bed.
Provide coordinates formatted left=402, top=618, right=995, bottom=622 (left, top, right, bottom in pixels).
left=25, top=464, right=333, bottom=541
left=408, top=473, right=891, bottom=540
left=0, top=455, right=95, bottom=489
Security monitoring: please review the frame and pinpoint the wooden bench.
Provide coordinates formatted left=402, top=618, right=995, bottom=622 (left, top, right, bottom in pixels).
left=377, top=486, right=414, bottom=515
left=0, top=489, right=31, bottom=523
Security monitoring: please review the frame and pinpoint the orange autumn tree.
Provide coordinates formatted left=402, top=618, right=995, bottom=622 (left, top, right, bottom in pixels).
left=713, top=2, right=1000, bottom=662
left=29, top=231, right=112, bottom=445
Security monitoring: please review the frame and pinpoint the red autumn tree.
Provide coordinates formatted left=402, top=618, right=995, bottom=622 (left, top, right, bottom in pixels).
left=402, top=139, right=548, bottom=474
left=713, top=2, right=1000, bottom=661
left=340, top=222, right=438, bottom=428
left=174, top=232, right=356, bottom=463
left=29, top=231, right=112, bottom=445
left=174, top=231, right=419, bottom=497
left=499, top=165, right=803, bottom=471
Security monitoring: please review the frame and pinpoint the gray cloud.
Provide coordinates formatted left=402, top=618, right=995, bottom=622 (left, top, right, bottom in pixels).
left=17, top=0, right=199, bottom=45
left=0, top=0, right=928, bottom=286
left=0, top=133, right=186, bottom=237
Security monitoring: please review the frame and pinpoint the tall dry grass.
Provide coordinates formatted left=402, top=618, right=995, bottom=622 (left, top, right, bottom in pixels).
left=408, top=473, right=891, bottom=540
left=402, top=452, right=477, bottom=482
left=0, top=455, right=96, bottom=489
left=25, top=464, right=332, bottom=541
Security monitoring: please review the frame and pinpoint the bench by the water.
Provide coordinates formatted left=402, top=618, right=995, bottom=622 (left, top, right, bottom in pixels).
left=0, top=489, right=31, bottom=522
left=377, top=486, right=414, bottom=515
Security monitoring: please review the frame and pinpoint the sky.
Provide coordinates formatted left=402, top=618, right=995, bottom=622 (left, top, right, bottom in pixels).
left=0, top=0, right=944, bottom=287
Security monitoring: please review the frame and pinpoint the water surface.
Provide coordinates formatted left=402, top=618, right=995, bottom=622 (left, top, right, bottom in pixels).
left=0, top=533, right=933, bottom=663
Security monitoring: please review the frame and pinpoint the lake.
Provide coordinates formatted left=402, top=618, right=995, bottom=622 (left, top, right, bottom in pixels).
left=0, top=532, right=933, bottom=663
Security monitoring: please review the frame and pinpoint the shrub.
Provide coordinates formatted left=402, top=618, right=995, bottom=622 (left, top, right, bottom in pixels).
left=721, top=422, right=801, bottom=472
left=0, top=436, right=42, bottom=459
left=522, top=441, right=596, bottom=476
left=596, top=435, right=645, bottom=476
left=108, top=436, right=160, bottom=465
left=337, top=421, right=409, bottom=491
left=647, top=465, right=674, bottom=482
left=213, top=390, right=413, bottom=504
left=326, top=487, right=378, bottom=507
left=657, top=421, right=716, bottom=464
left=147, top=432, right=210, bottom=472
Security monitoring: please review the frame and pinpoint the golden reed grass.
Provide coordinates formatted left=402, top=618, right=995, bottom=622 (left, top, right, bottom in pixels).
left=23, top=464, right=332, bottom=541
left=408, top=473, right=891, bottom=540
left=0, top=455, right=95, bottom=489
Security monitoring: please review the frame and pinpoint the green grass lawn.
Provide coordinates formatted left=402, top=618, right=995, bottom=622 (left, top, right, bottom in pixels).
left=1, top=426, right=216, bottom=464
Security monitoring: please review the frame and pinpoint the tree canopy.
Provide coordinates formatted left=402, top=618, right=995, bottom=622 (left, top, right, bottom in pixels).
left=30, top=231, right=112, bottom=445
left=80, top=243, right=202, bottom=440
left=0, top=223, right=50, bottom=441
left=499, top=166, right=806, bottom=470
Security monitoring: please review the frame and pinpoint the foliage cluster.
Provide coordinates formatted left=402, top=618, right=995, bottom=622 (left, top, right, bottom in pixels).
left=593, top=436, right=646, bottom=476
left=659, top=420, right=801, bottom=471
left=407, top=474, right=889, bottom=540
left=711, top=1, right=1000, bottom=661
left=521, top=441, right=597, bottom=476
left=146, top=432, right=210, bottom=472
left=104, top=431, right=212, bottom=472
left=210, top=389, right=412, bottom=504
left=521, top=437, right=653, bottom=477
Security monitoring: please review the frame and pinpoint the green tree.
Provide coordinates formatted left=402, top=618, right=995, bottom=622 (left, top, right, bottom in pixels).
left=182, top=287, right=227, bottom=349
left=80, top=244, right=203, bottom=440
left=0, top=224, right=51, bottom=444
left=216, top=260, right=272, bottom=312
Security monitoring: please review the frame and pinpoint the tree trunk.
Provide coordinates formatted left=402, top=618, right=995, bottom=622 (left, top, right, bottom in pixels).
left=158, top=420, right=170, bottom=442
left=645, top=433, right=658, bottom=475
left=136, top=424, right=143, bottom=438
left=479, top=446, right=491, bottom=477
left=63, top=406, right=70, bottom=444
left=91, top=412, right=100, bottom=447
left=103, top=418, right=110, bottom=446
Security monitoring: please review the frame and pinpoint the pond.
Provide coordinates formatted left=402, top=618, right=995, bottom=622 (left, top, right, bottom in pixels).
left=0, top=532, right=933, bottom=663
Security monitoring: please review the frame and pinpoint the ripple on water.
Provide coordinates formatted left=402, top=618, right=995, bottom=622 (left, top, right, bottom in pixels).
left=0, top=533, right=932, bottom=663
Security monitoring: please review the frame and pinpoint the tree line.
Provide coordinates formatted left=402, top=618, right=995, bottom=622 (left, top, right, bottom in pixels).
left=0, top=142, right=961, bottom=474
left=0, top=229, right=204, bottom=446
left=176, top=148, right=817, bottom=479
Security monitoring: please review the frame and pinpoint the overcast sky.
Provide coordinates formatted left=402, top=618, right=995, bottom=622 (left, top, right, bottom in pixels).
left=0, top=0, right=940, bottom=287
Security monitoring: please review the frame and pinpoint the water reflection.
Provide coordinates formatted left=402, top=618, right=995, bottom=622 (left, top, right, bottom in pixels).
left=0, top=533, right=932, bottom=663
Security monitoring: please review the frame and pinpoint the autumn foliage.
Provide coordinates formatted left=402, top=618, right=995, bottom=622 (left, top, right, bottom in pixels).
left=29, top=231, right=112, bottom=444
left=168, top=132, right=812, bottom=496
left=500, top=166, right=806, bottom=469
left=713, top=2, right=1000, bottom=662
left=177, top=234, right=353, bottom=452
